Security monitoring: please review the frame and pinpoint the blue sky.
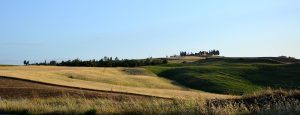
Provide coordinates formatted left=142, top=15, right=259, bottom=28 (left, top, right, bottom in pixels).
left=0, top=0, right=299, bottom=64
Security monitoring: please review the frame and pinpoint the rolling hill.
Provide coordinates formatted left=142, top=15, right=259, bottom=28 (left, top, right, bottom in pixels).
left=145, top=57, right=300, bottom=95
left=0, top=65, right=232, bottom=99
left=0, top=57, right=299, bottom=114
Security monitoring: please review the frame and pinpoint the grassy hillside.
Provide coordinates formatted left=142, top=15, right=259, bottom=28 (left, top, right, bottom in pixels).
left=0, top=58, right=299, bottom=114
left=0, top=66, right=231, bottom=98
left=145, top=57, right=300, bottom=95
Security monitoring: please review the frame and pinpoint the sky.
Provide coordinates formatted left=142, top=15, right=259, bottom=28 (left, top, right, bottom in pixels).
left=0, top=0, right=299, bottom=65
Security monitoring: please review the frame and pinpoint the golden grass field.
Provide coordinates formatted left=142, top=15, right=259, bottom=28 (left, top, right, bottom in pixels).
left=0, top=66, right=234, bottom=99
left=0, top=76, right=158, bottom=99
left=0, top=66, right=299, bottom=114
left=168, top=56, right=205, bottom=63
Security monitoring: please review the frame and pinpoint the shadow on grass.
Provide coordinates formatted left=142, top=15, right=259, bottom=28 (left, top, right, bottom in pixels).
left=157, top=68, right=238, bottom=94
left=155, top=63, right=300, bottom=95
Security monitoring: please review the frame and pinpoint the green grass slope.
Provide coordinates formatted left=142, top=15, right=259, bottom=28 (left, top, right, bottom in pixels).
left=145, top=58, right=300, bottom=95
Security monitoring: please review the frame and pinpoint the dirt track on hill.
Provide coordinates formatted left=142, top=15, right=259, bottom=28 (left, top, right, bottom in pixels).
left=0, top=76, right=170, bottom=100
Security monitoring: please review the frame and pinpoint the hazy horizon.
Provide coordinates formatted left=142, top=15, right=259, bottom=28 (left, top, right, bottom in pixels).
left=1, top=0, right=299, bottom=65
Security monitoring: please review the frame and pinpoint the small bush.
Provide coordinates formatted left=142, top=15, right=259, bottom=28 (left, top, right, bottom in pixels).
left=84, top=108, right=97, bottom=115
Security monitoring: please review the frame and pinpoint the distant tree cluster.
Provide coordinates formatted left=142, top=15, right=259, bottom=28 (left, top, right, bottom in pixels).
left=23, top=60, right=30, bottom=66
left=278, top=56, right=295, bottom=59
left=28, top=57, right=168, bottom=67
left=180, top=50, right=220, bottom=56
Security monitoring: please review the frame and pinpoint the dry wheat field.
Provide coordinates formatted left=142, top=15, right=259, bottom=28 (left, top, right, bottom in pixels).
left=0, top=65, right=299, bottom=114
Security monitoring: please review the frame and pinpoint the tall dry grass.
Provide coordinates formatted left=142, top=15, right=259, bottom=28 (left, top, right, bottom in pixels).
left=0, top=89, right=299, bottom=115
